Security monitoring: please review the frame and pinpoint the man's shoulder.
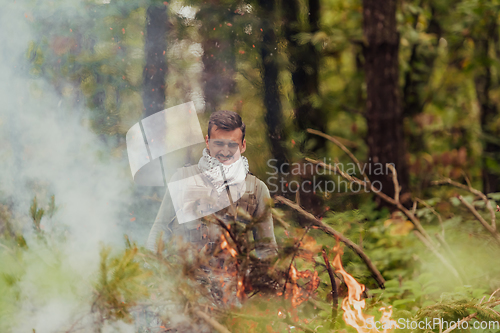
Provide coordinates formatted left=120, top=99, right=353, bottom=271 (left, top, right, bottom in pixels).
left=246, top=174, right=271, bottom=198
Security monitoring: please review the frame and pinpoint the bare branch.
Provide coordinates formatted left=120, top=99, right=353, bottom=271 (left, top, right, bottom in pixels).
left=275, top=195, right=385, bottom=289
left=307, top=129, right=369, bottom=183
left=322, top=249, right=338, bottom=324
left=432, top=178, right=496, bottom=230
left=387, top=164, right=400, bottom=204
left=457, top=195, right=500, bottom=245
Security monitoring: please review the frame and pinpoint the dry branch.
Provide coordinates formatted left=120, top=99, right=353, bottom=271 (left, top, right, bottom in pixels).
left=275, top=195, right=386, bottom=289
left=456, top=196, right=500, bottom=245
left=432, top=178, right=496, bottom=230
left=321, top=249, right=339, bottom=324
left=305, top=129, right=464, bottom=283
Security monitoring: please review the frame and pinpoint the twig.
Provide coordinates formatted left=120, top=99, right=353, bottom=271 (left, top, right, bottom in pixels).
left=321, top=249, right=338, bottom=325
left=432, top=178, right=496, bottom=230
left=457, top=195, right=500, bottom=245
left=283, top=226, right=312, bottom=295
left=488, top=288, right=500, bottom=302
left=306, top=130, right=464, bottom=286
left=388, top=164, right=401, bottom=203
left=306, top=157, right=434, bottom=244
left=275, top=196, right=385, bottom=289
left=194, top=310, right=233, bottom=333
left=212, top=215, right=242, bottom=255
left=307, top=129, right=369, bottom=183
left=272, top=209, right=291, bottom=229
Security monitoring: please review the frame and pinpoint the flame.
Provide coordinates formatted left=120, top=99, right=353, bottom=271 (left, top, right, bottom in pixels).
left=220, top=234, right=238, bottom=257
left=285, top=264, right=320, bottom=308
left=332, top=245, right=398, bottom=333
left=236, top=276, right=245, bottom=299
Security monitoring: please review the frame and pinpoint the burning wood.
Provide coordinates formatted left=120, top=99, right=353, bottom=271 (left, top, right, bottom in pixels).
left=220, top=234, right=238, bottom=257
left=331, top=245, right=398, bottom=332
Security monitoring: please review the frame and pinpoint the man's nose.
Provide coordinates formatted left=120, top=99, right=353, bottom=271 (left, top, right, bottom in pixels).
left=222, top=144, right=230, bottom=156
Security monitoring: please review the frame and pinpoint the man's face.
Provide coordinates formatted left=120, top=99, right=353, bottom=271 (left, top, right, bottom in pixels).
left=205, top=126, right=246, bottom=165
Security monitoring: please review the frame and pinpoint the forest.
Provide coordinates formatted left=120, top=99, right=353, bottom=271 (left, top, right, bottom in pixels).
left=1, top=0, right=500, bottom=332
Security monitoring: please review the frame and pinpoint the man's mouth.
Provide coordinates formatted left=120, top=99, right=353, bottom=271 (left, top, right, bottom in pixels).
left=217, top=155, right=233, bottom=163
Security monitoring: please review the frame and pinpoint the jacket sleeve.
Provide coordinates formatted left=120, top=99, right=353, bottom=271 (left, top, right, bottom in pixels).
left=253, top=180, right=279, bottom=259
left=146, top=184, right=176, bottom=252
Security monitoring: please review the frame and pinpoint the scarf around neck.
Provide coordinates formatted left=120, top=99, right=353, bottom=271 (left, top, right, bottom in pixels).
left=198, top=148, right=249, bottom=194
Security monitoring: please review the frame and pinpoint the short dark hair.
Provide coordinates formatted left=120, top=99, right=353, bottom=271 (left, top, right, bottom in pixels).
left=208, top=110, right=246, bottom=142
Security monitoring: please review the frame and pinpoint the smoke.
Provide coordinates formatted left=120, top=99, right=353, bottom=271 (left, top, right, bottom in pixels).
left=0, top=1, right=145, bottom=332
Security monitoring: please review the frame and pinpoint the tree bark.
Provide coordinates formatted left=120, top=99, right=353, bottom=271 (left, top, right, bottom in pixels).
left=198, top=2, right=236, bottom=113
left=282, top=0, right=326, bottom=217
left=363, top=0, right=410, bottom=204
left=283, top=0, right=326, bottom=152
left=474, top=16, right=500, bottom=194
left=143, top=5, right=168, bottom=118
left=259, top=0, right=288, bottom=172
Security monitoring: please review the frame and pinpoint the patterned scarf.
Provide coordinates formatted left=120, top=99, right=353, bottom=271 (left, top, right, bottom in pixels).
left=198, top=148, right=249, bottom=194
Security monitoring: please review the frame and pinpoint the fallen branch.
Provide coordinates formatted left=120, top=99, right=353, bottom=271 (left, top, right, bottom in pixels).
left=275, top=195, right=385, bottom=289
left=322, top=249, right=339, bottom=325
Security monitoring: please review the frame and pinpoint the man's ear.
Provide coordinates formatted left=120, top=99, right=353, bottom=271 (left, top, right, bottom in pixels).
left=240, top=138, right=246, bottom=154
left=205, top=135, right=210, bottom=150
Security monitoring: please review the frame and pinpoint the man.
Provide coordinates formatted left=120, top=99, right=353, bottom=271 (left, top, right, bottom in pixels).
left=146, top=110, right=278, bottom=260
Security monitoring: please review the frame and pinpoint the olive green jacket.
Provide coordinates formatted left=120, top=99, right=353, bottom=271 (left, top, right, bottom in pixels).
left=146, top=165, right=278, bottom=259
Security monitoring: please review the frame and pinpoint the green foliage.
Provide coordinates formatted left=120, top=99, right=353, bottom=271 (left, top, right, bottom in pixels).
left=29, top=196, right=44, bottom=233
left=92, top=245, right=151, bottom=323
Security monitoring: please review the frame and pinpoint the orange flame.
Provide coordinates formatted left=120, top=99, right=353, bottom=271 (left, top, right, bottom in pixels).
left=220, top=234, right=238, bottom=257
left=285, top=265, right=320, bottom=308
left=332, top=245, right=398, bottom=333
left=236, top=276, right=245, bottom=299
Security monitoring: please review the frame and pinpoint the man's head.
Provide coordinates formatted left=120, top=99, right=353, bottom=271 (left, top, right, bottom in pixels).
left=205, top=110, right=246, bottom=164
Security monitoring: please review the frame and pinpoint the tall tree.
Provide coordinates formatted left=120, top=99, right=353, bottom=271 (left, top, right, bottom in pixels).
left=283, top=0, right=326, bottom=152
left=259, top=0, right=288, bottom=172
left=472, top=7, right=500, bottom=193
left=197, top=2, right=236, bottom=113
left=363, top=0, right=410, bottom=204
left=143, top=4, right=168, bottom=118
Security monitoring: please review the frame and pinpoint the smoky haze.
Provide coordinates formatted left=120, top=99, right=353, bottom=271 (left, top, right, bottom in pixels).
left=0, top=1, right=155, bottom=332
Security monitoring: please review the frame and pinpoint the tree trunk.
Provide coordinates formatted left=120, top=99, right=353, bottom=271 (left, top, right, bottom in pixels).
left=143, top=5, right=168, bottom=118
left=474, top=16, right=500, bottom=194
left=259, top=0, right=288, bottom=172
left=283, top=0, right=326, bottom=152
left=198, top=3, right=236, bottom=113
left=283, top=0, right=326, bottom=218
left=363, top=0, right=410, bottom=204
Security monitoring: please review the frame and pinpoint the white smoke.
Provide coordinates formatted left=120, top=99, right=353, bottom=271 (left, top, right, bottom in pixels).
left=0, top=1, right=140, bottom=332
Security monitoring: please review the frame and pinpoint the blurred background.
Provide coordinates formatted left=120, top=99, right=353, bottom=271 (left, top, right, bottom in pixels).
left=2, top=0, right=500, bottom=331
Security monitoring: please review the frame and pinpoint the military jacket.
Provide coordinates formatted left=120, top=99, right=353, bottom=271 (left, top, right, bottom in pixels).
left=146, top=165, right=278, bottom=259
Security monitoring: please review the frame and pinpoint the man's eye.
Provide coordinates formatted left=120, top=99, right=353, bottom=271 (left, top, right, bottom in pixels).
left=214, top=141, right=224, bottom=146
left=229, top=143, right=238, bottom=148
